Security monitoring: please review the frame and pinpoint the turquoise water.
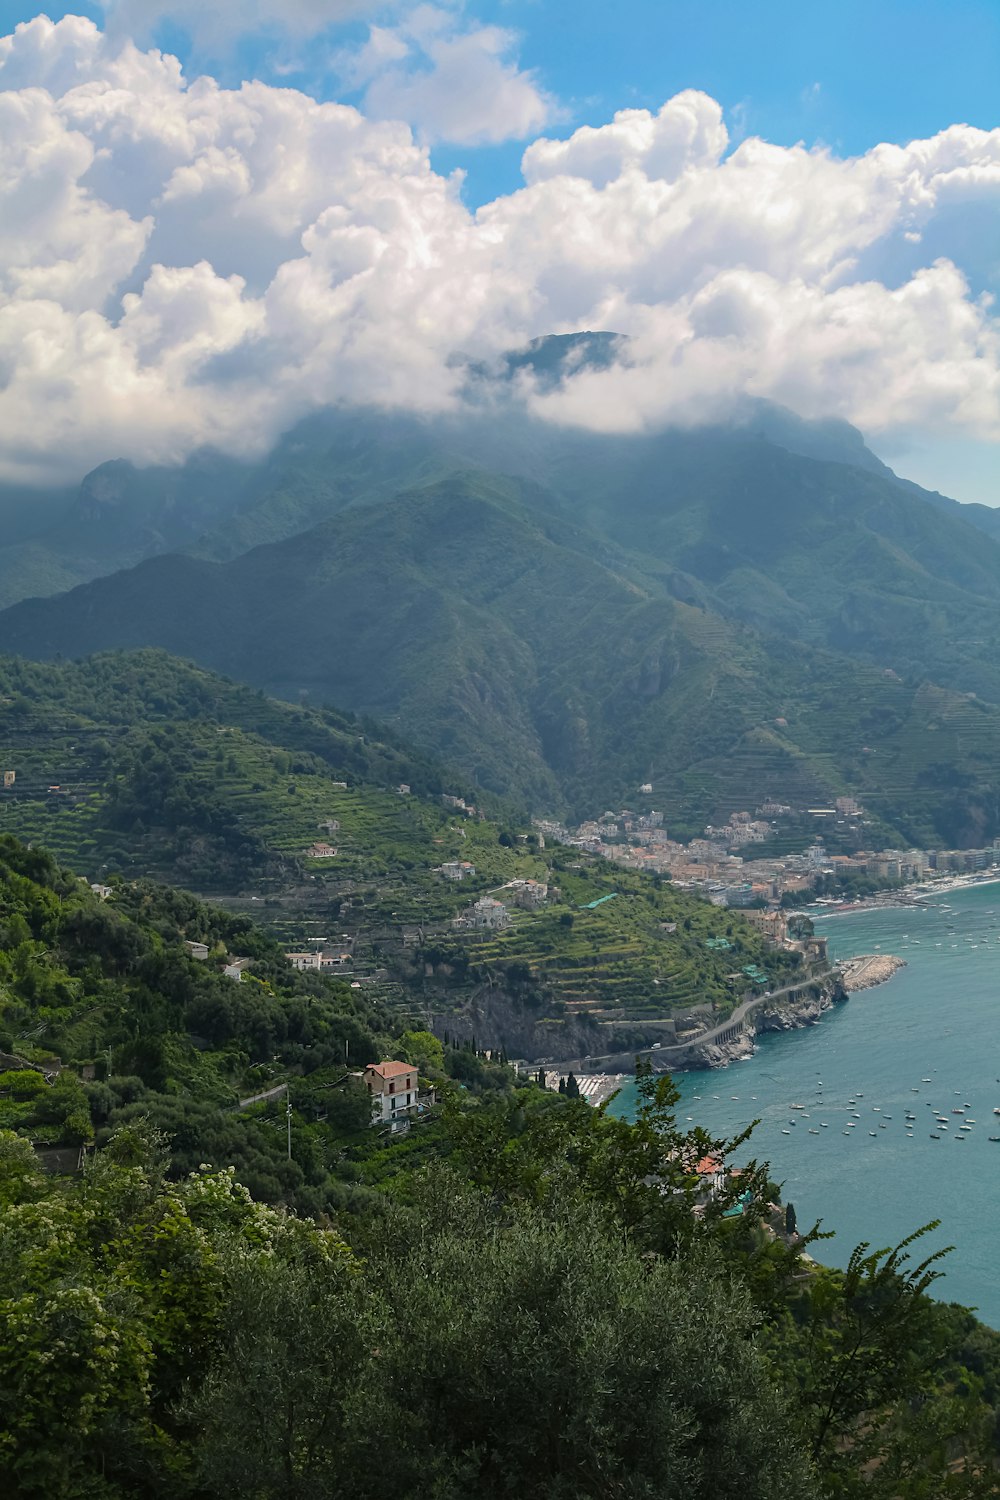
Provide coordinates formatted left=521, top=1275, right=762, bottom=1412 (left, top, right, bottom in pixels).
left=610, top=882, right=1000, bottom=1326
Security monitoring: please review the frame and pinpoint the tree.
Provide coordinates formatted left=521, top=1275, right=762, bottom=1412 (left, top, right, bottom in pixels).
left=350, top=1177, right=815, bottom=1498
left=785, top=1201, right=797, bottom=1237
left=566, top=1071, right=581, bottom=1099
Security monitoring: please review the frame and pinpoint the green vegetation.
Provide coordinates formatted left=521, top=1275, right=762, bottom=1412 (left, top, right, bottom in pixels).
left=7, top=456, right=1000, bottom=846
left=4, top=1057, right=1000, bottom=1497
left=0, top=653, right=798, bottom=1046
left=0, top=833, right=517, bottom=1213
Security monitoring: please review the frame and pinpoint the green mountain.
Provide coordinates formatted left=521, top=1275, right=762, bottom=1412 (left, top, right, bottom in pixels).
left=5, top=473, right=1000, bottom=846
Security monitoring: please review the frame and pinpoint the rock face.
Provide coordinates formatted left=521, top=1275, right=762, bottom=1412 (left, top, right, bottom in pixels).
left=655, top=977, right=847, bottom=1073
left=434, top=973, right=848, bottom=1072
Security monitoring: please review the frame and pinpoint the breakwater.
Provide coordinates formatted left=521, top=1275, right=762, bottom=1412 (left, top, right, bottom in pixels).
left=839, top=953, right=906, bottom=991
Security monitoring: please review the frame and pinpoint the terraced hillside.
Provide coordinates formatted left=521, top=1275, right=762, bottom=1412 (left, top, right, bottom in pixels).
left=0, top=651, right=796, bottom=1052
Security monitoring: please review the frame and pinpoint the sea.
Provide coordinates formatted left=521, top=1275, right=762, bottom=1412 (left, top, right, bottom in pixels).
left=609, top=881, right=1000, bottom=1327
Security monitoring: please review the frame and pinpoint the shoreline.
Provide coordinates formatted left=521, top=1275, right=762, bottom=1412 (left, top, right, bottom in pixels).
left=810, top=871, right=1000, bottom=918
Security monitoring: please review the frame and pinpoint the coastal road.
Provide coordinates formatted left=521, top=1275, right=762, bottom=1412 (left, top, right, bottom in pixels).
left=559, top=968, right=835, bottom=1074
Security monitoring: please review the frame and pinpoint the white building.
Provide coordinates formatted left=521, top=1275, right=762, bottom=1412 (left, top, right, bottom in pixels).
left=438, top=860, right=476, bottom=880
left=364, top=1061, right=419, bottom=1131
left=224, top=957, right=252, bottom=982
left=286, top=950, right=322, bottom=971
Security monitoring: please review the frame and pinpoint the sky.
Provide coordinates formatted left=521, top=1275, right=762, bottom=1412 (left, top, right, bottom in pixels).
left=0, top=0, right=997, bottom=501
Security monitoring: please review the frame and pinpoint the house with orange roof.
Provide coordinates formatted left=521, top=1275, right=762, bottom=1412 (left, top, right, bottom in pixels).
left=364, top=1060, right=419, bottom=1131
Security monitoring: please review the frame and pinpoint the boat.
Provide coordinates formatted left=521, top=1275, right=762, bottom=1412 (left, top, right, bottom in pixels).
left=869, top=1130, right=877, bottom=1136
left=879, top=1123, right=888, bottom=1129
left=843, top=1130, right=851, bottom=1136
left=789, top=1103, right=805, bottom=1110
left=820, top=1122, right=828, bottom=1128
left=930, top=1133, right=940, bottom=1139
left=809, top=1128, right=820, bottom=1134
left=781, top=1129, right=791, bottom=1135
left=989, top=1137, right=1000, bottom=1142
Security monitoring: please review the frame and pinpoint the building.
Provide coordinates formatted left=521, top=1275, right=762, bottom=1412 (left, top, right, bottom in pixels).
left=438, top=860, right=476, bottom=880
left=90, top=883, right=113, bottom=900
left=743, top=909, right=788, bottom=944
left=835, top=796, right=862, bottom=817
left=306, top=842, right=338, bottom=859
left=364, top=1060, right=419, bottom=1131
left=286, top=950, right=322, bottom=971
left=224, top=957, right=252, bottom=982
left=454, top=896, right=510, bottom=930
left=397, top=783, right=411, bottom=795
left=318, top=818, right=340, bottom=834
left=184, top=941, right=209, bottom=961
left=506, top=878, right=549, bottom=909
left=2, top=770, right=14, bottom=788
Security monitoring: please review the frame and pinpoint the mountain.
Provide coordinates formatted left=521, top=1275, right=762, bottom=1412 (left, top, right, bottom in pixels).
left=5, top=481, right=1000, bottom=847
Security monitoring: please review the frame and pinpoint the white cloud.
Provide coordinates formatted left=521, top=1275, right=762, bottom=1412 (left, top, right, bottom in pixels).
left=344, top=5, right=557, bottom=146
left=0, top=13, right=997, bottom=487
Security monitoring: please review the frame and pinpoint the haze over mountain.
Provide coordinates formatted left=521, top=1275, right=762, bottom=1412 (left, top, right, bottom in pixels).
left=3, top=360, right=1000, bottom=842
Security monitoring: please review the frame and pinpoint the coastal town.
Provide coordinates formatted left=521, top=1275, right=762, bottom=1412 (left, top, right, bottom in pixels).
left=537, top=794, right=1000, bottom=910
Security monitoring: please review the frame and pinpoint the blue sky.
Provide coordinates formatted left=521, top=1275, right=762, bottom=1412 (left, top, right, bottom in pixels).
left=0, top=0, right=996, bottom=501
left=4, top=0, right=997, bottom=206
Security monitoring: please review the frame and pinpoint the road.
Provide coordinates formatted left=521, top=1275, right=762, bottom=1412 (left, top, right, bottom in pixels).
left=557, top=968, right=834, bottom=1074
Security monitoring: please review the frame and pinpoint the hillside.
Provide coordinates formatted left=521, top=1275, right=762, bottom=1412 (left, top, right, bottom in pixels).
left=6, top=479, right=1000, bottom=847
left=0, top=651, right=805, bottom=1055
left=4, top=833, right=1000, bottom=1500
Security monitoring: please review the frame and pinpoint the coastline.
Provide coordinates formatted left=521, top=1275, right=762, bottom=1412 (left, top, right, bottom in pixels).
left=810, top=870, right=1000, bottom=919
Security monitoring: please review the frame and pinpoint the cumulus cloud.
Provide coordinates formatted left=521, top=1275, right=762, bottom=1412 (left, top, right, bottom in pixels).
left=0, top=12, right=997, bottom=485
left=342, top=5, right=557, bottom=146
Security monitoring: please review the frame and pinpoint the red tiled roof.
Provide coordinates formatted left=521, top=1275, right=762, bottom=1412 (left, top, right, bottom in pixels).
left=367, top=1060, right=414, bottom=1079
left=695, top=1156, right=720, bottom=1175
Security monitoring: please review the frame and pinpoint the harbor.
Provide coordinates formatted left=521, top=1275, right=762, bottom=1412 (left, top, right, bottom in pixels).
left=607, top=880, right=1000, bottom=1327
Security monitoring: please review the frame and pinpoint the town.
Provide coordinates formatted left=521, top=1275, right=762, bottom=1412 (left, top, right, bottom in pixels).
left=538, top=793, right=1000, bottom=909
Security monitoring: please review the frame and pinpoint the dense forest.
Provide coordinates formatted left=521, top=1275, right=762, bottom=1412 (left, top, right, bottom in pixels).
left=2, top=835, right=1000, bottom=1496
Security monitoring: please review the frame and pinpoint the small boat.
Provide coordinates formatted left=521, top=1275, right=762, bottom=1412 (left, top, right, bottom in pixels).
left=790, top=1103, right=806, bottom=1110
left=923, top=1078, right=932, bottom=1082
left=781, top=1129, right=791, bottom=1135
left=869, top=1130, right=877, bottom=1136
left=879, top=1122, right=888, bottom=1128
left=809, top=1128, right=820, bottom=1134
left=989, top=1136, right=1000, bottom=1142
left=930, top=1133, right=940, bottom=1139
left=842, top=1130, right=851, bottom=1136
left=820, top=1122, right=828, bottom=1127
left=873, top=1106, right=881, bottom=1112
